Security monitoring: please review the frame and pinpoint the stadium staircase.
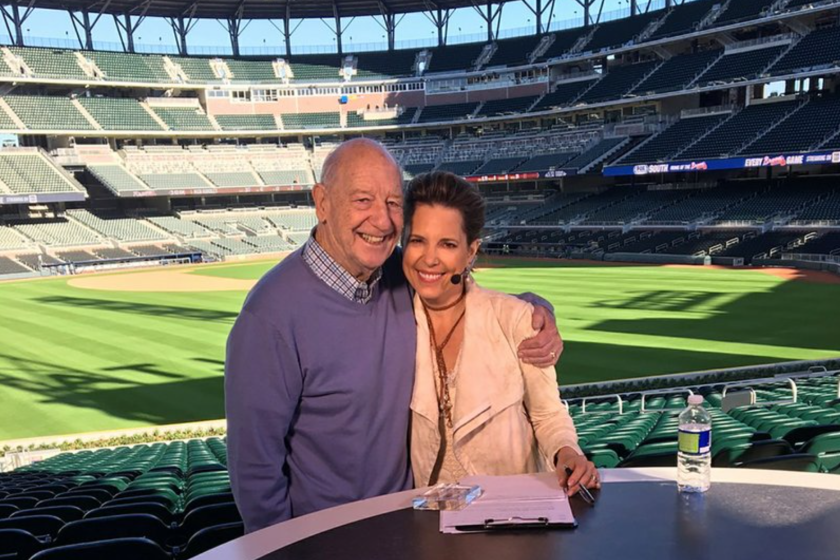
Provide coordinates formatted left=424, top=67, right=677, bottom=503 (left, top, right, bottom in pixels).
left=140, top=102, right=171, bottom=131
left=69, top=99, right=102, bottom=131
left=699, top=0, right=730, bottom=29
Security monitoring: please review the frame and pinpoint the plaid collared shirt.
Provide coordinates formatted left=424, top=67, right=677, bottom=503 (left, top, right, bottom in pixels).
left=302, top=231, right=383, bottom=304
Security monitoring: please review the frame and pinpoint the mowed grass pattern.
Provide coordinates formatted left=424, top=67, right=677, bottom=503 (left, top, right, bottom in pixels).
left=1, top=258, right=838, bottom=440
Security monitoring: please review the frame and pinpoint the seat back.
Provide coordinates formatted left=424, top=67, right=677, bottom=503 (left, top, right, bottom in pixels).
left=0, top=528, right=42, bottom=559
left=11, top=506, right=84, bottom=523
left=85, top=503, right=173, bottom=525
left=739, top=453, right=821, bottom=472
left=29, top=537, right=171, bottom=560
left=0, top=515, right=65, bottom=539
left=179, top=503, right=242, bottom=540
left=182, top=522, right=244, bottom=559
left=56, top=513, right=170, bottom=546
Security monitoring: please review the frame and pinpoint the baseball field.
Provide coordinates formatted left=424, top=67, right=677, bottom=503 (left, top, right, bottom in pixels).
left=1, top=257, right=839, bottom=441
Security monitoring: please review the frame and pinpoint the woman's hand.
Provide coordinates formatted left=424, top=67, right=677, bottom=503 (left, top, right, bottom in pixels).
left=555, top=447, right=600, bottom=496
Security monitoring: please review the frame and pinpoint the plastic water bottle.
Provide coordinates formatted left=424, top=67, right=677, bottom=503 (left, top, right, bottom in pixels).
left=677, top=394, right=711, bottom=493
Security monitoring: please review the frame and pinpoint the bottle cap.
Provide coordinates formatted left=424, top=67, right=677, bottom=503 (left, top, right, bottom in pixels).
left=688, top=395, right=703, bottom=405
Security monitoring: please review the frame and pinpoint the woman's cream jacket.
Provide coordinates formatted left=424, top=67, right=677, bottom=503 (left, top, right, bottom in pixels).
left=410, top=282, right=582, bottom=487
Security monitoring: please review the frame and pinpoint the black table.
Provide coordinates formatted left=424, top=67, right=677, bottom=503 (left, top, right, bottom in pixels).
left=195, top=469, right=840, bottom=560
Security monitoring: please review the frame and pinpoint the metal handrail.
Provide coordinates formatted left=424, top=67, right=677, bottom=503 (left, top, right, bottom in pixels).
left=722, top=376, right=798, bottom=405
left=640, top=388, right=695, bottom=413
left=565, top=394, right=624, bottom=415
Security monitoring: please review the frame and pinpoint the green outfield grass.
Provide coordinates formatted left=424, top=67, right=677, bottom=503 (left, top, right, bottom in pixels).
left=1, top=258, right=838, bottom=440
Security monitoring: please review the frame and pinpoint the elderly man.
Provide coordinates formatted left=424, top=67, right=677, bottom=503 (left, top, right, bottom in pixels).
left=225, top=138, right=563, bottom=533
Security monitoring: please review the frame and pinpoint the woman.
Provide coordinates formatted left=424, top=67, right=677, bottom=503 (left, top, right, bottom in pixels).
left=403, top=171, right=599, bottom=495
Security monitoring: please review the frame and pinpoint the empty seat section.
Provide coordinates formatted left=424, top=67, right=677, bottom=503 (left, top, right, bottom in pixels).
left=531, top=80, right=596, bottom=110
left=152, top=106, right=214, bottom=131
left=281, top=112, right=340, bottom=129
left=225, top=59, right=276, bottom=81
left=13, top=219, right=101, bottom=246
left=140, top=173, right=209, bottom=189
left=487, top=34, right=543, bottom=67
left=619, top=113, right=728, bottom=164
left=535, top=28, right=584, bottom=62
left=577, top=61, right=659, bottom=104
left=563, top=137, right=626, bottom=171
left=696, top=45, right=786, bottom=86
left=5, top=96, right=94, bottom=130
left=632, top=50, right=721, bottom=94
left=770, top=27, right=840, bottom=75
left=473, top=157, right=528, bottom=175
left=214, top=114, right=278, bottom=131
left=436, top=160, right=483, bottom=175
left=516, top=151, right=578, bottom=173
left=426, top=42, right=487, bottom=73
left=793, top=193, right=840, bottom=224
left=147, top=216, right=212, bottom=238
left=355, top=50, right=419, bottom=78
left=88, top=165, right=147, bottom=193
left=258, top=170, right=311, bottom=185
left=8, top=47, right=87, bottom=79
left=740, top=96, right=840, bottom=155
left=715, top=0, right=775, bottom=25
left=679, top=100, right=799, bottom=160
left=416, top=103, right=479, bottom=124
left=66, top=210, right=168, bottom=242
left=78, top=97, right=162, bottom=131
left=287, top=55, right=342, bottom=81
left=715, top=186, right=822, bottom=223
left=170, top=56, right=218, bottom=82
left=86, top=51, right=171, bottom=82
left=648, top=0, right=715, bottom=40
left=0, top=106, right=17, bottom=130
left=0, top=153, right=83, bottom=194
left=585, top=10, right=663, bottom=51
left=0, top=257, right=31, bottom=274
left=477, top=96, right=538, bottom=116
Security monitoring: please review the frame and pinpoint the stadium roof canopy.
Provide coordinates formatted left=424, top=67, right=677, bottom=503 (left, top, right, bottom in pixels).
left=5, top=0, right=513, bottom=20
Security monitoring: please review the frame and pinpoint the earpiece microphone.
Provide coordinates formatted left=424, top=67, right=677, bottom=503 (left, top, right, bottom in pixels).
left=450, top=268, right=469, bottom=285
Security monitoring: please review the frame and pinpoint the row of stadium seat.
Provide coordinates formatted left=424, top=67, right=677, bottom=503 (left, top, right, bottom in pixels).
left=3, top=370, right=839, bottom=558
left=1, top=0, right=821, bottom=86
left=0, top=438, right=243, bottom=559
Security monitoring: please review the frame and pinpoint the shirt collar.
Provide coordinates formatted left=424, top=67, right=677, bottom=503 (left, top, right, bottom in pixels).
left=302, top=229, right=382, bottom=304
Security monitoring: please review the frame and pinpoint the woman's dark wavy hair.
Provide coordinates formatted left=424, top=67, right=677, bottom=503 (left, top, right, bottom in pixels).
left=403, top=171, right=486, bottom=245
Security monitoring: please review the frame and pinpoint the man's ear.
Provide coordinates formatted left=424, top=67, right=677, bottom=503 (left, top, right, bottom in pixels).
left=312, top=183, right=329, bottom=224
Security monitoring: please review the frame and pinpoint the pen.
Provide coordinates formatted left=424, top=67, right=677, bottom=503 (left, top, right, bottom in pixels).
left=565, top=467, right=596, bottom=506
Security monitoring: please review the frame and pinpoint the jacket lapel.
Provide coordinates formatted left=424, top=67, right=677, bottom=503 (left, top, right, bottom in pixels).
left=410, top=293, right=442, bottom=425
left=451, top=284, right=520, bottom=442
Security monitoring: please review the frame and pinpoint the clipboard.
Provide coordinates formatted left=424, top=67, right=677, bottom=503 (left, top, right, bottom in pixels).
left=454, top=516, right=578, bottom=532
left=439, top=473, right=578, bottom=534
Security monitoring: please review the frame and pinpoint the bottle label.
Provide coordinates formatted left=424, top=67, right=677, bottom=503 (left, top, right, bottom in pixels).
left=678, top=428, right=711, bottom=455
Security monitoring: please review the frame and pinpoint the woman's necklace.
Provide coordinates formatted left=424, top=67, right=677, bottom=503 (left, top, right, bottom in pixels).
left=421, top=288, right=466, bottom=428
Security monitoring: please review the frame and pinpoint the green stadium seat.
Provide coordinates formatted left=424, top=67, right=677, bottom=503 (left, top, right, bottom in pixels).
left=85, top=51, right=171, bottom=83
left=737, top=453, right=821, bottom=473
left=800, top=432, right=840, bottom=472
left=151, top=107, right=214, bottom=131
left=78, top=98, right=163, bottom=131
left=29, top=537, right=171, bottom=560
left=0, top=528, right=42, bottom=559
left=3, top=96, right=94, bottom=131
left=181, top=521, right=243, bottom=559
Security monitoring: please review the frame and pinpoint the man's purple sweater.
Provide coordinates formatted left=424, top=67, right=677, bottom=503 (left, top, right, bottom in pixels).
left=225, top=248, right=416, bottom=533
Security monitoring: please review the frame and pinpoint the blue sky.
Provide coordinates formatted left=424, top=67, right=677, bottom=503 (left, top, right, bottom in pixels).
left=13, top=0, right=643, bottom=55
